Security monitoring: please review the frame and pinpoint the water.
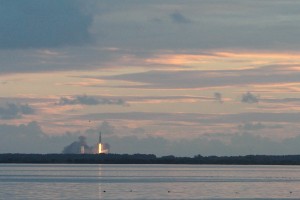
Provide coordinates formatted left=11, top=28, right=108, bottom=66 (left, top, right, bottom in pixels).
left=0, top=164, right=300, bottom=199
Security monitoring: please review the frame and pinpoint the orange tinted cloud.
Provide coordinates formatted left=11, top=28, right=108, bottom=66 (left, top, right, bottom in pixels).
left=145, top=51, right=300, bottom=68
left=146, top=54, right=214, bottom=66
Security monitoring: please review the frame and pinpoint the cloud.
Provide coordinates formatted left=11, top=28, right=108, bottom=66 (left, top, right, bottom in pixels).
left=207, top=112, right=300, bottom=124
left=263, top=98, right=300, bottom=103
left=19, top=104, right=35, bottom=114
left=214, top=92, right=223, bottom=103
left=237, top=122, right=283, bottom=131
left=0, top=0, right=94, bottom=49
left=170, top=11, right=191, bottom=24
left=0, top=121, right=79, bottom=153
left=3, top=1, right=300, bottom=74
left=0, top=121, right=298, bottom=156
left=99, top=121, right=114, bottom=135
left=59, top=95, right=98, bottom=105
left=238, top=122, right=265, bottom=131
left=77, top=111, right=300, bottom=131
left=105, top=135, right=169, bottom=156
left=58, top=95, right=127, bottom=106
left=91, top=1, right=300, bottom=51
left=104, top=132, right=300, bottom=156
left=0, top=103, right=35, bottom=119
left=241, top=92, right=259, bottom=104
left=0, top=47, right=121, bottom=74
left=78, top=112, right=199, bottom=123
left=98, top=65, right=300, bottom=89
left=118, top=95, right=214, bottom=104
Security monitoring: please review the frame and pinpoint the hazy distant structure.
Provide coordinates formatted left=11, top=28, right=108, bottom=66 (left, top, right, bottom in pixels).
left=62, top=132, right=110, bottom=154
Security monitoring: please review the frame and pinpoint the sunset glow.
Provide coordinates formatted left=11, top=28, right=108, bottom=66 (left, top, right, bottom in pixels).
left=2, top=1, right=300, bottom=156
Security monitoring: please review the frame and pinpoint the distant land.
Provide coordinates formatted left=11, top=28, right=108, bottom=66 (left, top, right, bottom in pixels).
left=1, top=154, right=300, bottom=165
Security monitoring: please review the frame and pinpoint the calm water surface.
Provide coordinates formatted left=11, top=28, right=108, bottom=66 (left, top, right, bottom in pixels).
left=0, top=164, right=300, bottom=199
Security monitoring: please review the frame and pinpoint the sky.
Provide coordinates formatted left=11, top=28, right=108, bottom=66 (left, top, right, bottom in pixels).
left=2, top=0, right=300, bottom=156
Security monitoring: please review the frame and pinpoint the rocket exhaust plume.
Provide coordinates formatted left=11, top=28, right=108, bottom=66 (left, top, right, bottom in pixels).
left=98, top=143, right=102, bottom=154
left=98, top=131, right=102, bottom=154
left=97, top=131, right=110, bottom=154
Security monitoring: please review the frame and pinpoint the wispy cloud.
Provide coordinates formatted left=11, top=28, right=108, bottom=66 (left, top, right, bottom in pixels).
left=214, top=92, right=223, bottom=103
left=241, top=92, right=259, bottom=104
left=97, top=64, right=300, bottom=89
left=238, top=122, right=283, bottom=131
left=77, top=111, right=300, bottom=126
left=123, top=95, right=214, bottom=104
left=57, top=95, right=127, bottom=106
left=263, top=97, right=300, bottom=103
left=0, top=103, right=35, bottom=119
left=99, top=121, right=114, bottom=135
left=170, top=11, right=191, bottom=24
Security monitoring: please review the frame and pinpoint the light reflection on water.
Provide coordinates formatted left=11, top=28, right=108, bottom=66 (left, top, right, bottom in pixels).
left=0, top=164, right=300, bottom=199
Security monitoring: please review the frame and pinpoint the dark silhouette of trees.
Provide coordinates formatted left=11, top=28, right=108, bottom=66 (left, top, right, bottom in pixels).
left=1, top=153, right=300, bottom=164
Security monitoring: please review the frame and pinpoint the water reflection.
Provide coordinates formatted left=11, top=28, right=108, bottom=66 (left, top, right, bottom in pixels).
left=1, top=164, right=300, bottom=199
left=98, top=164, right=102, bottom=199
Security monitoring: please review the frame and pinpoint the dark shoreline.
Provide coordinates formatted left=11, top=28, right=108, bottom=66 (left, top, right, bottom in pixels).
left=1, top=153, right=300, bottom=165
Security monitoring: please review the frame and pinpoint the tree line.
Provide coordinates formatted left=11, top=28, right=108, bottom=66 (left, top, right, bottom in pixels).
left=1, top=153, right=300, bottom=164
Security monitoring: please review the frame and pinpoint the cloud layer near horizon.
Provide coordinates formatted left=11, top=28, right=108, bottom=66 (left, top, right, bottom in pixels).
left=0, top=121, right=299, bottom=156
